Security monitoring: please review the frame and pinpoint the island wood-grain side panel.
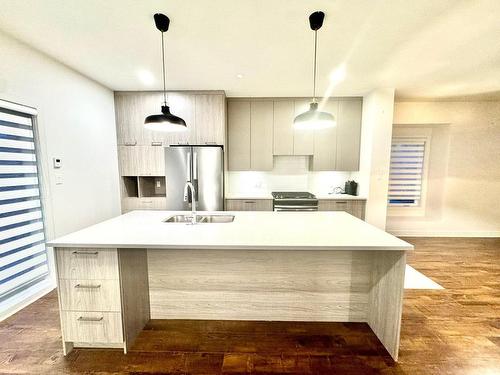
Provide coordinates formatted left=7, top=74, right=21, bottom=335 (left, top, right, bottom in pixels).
left=118, top=248, right=150, bottom=353
left=368, top=250, right=406, bottom=361
left=147, top=250, right=372, bottom=322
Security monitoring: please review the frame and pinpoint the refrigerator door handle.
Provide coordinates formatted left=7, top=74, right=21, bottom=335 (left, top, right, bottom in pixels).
left=193, top=151, right=199, bottom=201
left=193, top=152, right=198, bottom=180
left=186, top=151, right=191, bottom=182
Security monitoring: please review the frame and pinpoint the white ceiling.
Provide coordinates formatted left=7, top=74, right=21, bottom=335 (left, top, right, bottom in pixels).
left=1, top=0, right=500, bottom=98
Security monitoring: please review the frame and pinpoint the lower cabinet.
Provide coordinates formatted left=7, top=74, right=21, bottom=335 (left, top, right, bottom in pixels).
left=121, top=197, right=167, bottom=213
left=55, top=248, right=150, bottom=355
left=225, top=199, right=273, bottom=211
left=318, top=199, right=366, bottom=220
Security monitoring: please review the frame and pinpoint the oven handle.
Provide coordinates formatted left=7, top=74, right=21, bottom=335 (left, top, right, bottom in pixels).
left=274, top=208, right=318, bottom=212
left=274, top=205, right=318, bottom=209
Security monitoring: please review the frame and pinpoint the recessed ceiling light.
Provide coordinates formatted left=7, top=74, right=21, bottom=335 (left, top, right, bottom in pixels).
left=137, top=69, right=155, bottom=86
left=236, top=74, right=244, bottom=79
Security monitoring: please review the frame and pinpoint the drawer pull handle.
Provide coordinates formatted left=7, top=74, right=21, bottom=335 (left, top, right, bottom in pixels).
left=74, top=284, right=101, bottom=289
left=72, top=251, right=99, bottom=255
left=151, top=141, right=163, bottom=146
left=124, top=141, right=137, bottom=146
left=335, top=201, right=348, bottom=204
left=244, top=201, right=256, bottom=204
left=77, top=316, right=104, bottom=322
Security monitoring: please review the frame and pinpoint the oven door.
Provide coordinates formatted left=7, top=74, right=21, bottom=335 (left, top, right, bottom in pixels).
left=273, top=204, right=318, bottom=212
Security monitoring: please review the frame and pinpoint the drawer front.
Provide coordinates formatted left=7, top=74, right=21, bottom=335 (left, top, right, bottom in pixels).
left=225, top=199, right=273, bottom=211
left=61, top=311, right=123, bottom=343
left=59, top=279, right=121, bottom=312
left=56, top=248, right=119, bottom=280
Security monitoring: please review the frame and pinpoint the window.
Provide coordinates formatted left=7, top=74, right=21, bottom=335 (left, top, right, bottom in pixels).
left=388, top=136, right=430, bottom=216
left=0, top=101, right=49, bottom=305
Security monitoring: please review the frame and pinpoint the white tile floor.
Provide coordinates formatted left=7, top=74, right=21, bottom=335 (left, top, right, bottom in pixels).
left=404, top=265, right=444, bottom=290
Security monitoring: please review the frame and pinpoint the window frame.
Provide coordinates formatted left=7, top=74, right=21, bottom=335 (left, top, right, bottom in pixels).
left=387, top=128, right=432, bottom=217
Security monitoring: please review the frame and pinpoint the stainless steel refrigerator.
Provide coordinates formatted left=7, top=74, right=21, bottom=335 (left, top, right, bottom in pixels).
left=165, top=145, right=224, bottom=211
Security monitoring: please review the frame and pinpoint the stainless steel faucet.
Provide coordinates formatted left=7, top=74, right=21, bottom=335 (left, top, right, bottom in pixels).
left=183, top=182, right=197, bottom=224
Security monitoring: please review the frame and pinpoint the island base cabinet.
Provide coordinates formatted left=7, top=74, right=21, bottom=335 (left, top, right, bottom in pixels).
left=60, top=311, right=123, bottom=344
left=55, top=248, right=150, bottom=355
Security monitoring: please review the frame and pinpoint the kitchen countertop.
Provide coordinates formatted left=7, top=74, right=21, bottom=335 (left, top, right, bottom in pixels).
left=47, top=210, right=412, bottom=251
left=225, top=193, right=366, bottom=200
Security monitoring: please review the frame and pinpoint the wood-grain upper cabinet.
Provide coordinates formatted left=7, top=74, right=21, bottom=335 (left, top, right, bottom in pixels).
left=115, top=91, right=225, bottom=147
left=115, top=92, right=162, bottom=145
left=118, top=145, right=165, bottom=176
left=193, top=94, right=225, bottom=145
left=336, top=99, right=362, bottom=171
left=273, top=100, right=294, bottom=155
left=228, top=101, right=251, bottom=170
left=312, top=100, right=339, bottom=170
left=293, top=99, right=314, bottom=156
left=250, top=101, right=273, bottom=170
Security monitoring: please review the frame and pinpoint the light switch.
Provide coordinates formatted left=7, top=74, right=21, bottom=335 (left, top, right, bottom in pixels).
left=53, top=157, right=62, bottom=168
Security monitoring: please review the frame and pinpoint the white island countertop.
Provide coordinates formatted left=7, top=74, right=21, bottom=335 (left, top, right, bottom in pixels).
left=47, top=211, right=413, bottom=251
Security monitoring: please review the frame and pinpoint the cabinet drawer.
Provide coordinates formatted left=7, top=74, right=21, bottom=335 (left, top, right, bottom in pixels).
left=61, top=311, right=123, bottom=343
left=59, top=279, right=121, bottom=312
left=56, top=248, right=119, bottom=280
left=225, top=199, right=273, bottom=211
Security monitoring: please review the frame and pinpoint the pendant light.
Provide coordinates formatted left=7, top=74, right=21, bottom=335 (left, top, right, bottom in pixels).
left=144, top=13, right=187, bottom=132
left=293, top=11, right=336, bottom=130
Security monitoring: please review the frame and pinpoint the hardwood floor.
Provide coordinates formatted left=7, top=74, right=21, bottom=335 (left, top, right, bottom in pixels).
left=0, top=237, right=499, bottom=374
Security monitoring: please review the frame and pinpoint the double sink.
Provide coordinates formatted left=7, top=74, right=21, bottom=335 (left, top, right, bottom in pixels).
left=164, top=214, right=235, bottom=224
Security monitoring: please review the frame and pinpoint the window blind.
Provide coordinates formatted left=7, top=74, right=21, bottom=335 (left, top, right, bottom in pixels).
left=0, top=108, right=48, bottom=301
left=388, top=139, right=426, bottom=207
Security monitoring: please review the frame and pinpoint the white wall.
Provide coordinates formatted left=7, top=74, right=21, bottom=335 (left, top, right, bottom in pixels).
left=354, top=88, right=395, bottom=229
left=0, top=31, right=120, bottom=318
left=387, top=101, right=500, bottom=237
left=227, top=156, right=353, bottom=197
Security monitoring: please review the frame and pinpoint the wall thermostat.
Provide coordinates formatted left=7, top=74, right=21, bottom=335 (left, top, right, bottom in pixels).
left=53, top=157, right=62, bottom=169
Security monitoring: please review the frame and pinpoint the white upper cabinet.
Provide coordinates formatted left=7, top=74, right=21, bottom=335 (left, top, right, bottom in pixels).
left=336, top=99, right=362, bottom=171
left=226, top=97, right=362, bottom=172
left=273, top=100, right=295, bottom=155
left=227, top=101, right=251, bottom=170
left=250, top=101, right=274, bottom=170
left=311, top=100, right=339, bottom=171
left=293, top=99, right=315, bottom=156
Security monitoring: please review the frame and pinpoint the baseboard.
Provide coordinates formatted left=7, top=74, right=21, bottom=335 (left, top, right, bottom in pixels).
left=387, top=229, right=500, bottom=238
left=0, top=280, right=56, bottom=322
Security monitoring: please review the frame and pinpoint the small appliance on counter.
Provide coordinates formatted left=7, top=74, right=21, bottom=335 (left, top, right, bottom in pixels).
left=344, top=180, right=358, bottom=196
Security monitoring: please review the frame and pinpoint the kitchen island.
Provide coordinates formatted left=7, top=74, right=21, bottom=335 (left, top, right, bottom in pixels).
left=48, top=210, right=413, bottom=360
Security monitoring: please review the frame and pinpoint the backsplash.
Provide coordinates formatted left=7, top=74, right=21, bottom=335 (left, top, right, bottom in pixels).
left=227, top=156, right=356, bottom=195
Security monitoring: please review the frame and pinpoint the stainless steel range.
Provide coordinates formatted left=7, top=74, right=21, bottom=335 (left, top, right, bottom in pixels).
left=271, top=192, right=318, bottom=212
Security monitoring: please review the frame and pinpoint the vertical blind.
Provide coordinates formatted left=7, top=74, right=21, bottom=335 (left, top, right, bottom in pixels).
left=388, top=138, right=426, bottom=207
left=0, top=107, right=48, bottom=301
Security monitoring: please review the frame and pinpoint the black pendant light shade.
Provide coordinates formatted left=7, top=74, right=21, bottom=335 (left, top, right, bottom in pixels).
left=144, top=13, right=187, bottom=132
left=294, top=11, right=335, bottom=130
left=144, top=105, right=187, bottom=132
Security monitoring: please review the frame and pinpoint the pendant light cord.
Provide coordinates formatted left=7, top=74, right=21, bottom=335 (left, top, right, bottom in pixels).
left=312, top=29, right=318, bottom=103
left=161, top=32, right=167, bottom=105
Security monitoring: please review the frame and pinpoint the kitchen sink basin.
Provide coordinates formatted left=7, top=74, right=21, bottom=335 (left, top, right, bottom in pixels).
left=163, top=215, right=199, bottom=223
left=198, top=214, right=235, bottom=223
left=163, top=214, right=234, bottom=224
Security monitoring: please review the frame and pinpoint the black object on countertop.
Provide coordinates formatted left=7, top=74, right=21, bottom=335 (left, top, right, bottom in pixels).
left=344, top=181, right=358, bottom=196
